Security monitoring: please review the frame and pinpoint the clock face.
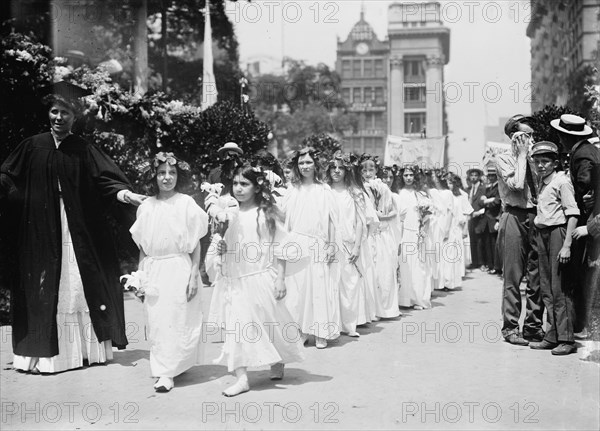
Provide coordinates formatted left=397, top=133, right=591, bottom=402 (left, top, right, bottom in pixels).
left=356, top=42, right=369, bottom=55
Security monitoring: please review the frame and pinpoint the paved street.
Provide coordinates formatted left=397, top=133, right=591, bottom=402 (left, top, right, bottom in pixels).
left=2, top=270, right=599, bottom=430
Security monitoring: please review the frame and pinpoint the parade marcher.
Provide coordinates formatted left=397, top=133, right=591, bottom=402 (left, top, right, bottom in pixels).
left=0, top=81, right=147, bottom=373
left=424, top=169, right=453, bottom=290
left=208, top=163, right=304, bottom=397
left=443, top=173, right=473, bottom=290
left=528, top=142, right=579, bottom=355
left=466, top=168, right=486, bottom=271
left=480, top=166, right=502, bottom=274
left=550, top=114, right=600, bottom=338
left=397, top=165, right=433, bottom=309
left=129, top=152, right=208, bottom=392
left=281, top=147, right=340, bottom=349
left=496, top=114, right=544, bottom=346
left=361, top=156, right=401, bottom=318
left=327, top=153, right=370, bottom=336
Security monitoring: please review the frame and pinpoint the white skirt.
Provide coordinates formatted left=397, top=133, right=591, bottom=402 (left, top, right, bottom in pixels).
left=13, top=199, right=112, bottom=373
left=212, top=270, right=305, bottom=372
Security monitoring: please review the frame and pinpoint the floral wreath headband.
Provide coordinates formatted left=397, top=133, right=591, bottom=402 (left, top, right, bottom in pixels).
left=140, top=152, right=190, bottom=174
left=330, top=152, right=360, bottom=169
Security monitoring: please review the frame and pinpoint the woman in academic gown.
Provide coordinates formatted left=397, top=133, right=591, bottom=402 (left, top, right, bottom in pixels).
left=0, top=81, right=146, bottom=373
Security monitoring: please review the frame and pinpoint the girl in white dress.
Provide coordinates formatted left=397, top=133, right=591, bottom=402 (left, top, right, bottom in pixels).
left=208, top=163, right=304, bottom=397
left=282, top=147, right=340, bottom=349
left=129, top=152, right=209, bottom=393
left=397, top=166, right=433, bottom=310
left=424, top=170, right=454, bottom=291
left=327, top=152, right=370, bottom=336
left=443, top=173, right=474, bottom=289
left=361, top=156, right=401, bottom=319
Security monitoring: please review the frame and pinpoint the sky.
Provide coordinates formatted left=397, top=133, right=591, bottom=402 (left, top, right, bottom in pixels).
left=225, top=0, right=533, bottom=168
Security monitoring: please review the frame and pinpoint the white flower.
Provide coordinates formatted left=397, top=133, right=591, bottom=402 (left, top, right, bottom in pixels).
left=15, top=50, right=33, bottom=62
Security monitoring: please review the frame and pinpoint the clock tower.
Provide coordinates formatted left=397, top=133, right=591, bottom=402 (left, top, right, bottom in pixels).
left=336, top=7, right=389, bottom=158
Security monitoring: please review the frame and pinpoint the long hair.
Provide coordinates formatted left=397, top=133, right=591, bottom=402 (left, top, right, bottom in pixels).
left=359, top=153, right=382, bottom=181
left=448, top=173, right=465, bottom=196
left=252, top=149, right=285, bottom=180
left=289, top=147, right=324, bottom=186
left=144, top=152, right=192, bottom=196
left=233, top=163, right=283, bottom=240
left=326, top=151, right=366, bottom=208
left=398, top=164, right=424, bottom=191
left=381, top=166, right=399, bottom=193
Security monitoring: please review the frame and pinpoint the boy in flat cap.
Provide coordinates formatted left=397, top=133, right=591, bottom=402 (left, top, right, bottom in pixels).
left=529, top=141, right=580, bottom=355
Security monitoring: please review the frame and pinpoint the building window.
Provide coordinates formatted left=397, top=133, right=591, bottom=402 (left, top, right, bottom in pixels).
left=353, top=60, right=362, bottom=78
left=375, top=87, right=384, bottom=104
left=364, top=87, right=373, bottom=102
left=342, top=60, right=351, bottom=78
left=404, top=59, right=425, bottom=80
left=404, top=85, right=426, bottom=102
left=342, top=88, right=351, bottom=105
left=374, top=112, right=384, bottom=129
left=375, top=59, right=384, bottom=77
left=404, top=112, right=426, bottom=135
left=353, top=88, right=362, bottom=103
left=364, top=60, right=373, bottom=77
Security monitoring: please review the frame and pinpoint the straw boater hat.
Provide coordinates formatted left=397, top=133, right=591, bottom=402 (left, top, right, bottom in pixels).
left=550, top=114, right=593, bottom=136
left=217, top=142, right=244, bottom=155
left=466, top=168, right=483, bottom=176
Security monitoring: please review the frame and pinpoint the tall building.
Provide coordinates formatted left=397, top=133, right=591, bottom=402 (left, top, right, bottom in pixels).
left=526, top=0, right=600, bottom=112
left=387, top=2, right=450, bottom=140
left=336, top=8, right=389, bottom=157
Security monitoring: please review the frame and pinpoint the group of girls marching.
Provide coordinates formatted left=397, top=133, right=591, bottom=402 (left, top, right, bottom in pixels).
left=125, top=148, right=474, bottom=398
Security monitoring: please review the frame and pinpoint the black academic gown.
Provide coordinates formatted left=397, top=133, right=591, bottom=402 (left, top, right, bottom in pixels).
left=0, top=132, right=131, bottom=357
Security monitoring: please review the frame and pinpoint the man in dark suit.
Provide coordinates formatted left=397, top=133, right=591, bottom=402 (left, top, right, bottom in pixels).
left=551, top=114, right=600, bottom=338
left=466, top=168, right=487, bottom=270
left=480, top=166, right=502, bottom=274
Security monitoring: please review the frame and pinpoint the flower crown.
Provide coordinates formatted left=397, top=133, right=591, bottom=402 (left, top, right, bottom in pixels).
left=139, top=152, right=190, bottom=174
left=331, top=151, right=359, bottom=169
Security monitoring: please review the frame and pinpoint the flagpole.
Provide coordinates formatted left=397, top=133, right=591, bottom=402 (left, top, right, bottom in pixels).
left=201, top=0, right=218, bottom=110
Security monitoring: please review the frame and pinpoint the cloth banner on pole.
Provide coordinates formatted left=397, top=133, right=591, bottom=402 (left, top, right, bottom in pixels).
left=384, top=135, right=446, bottom=167
left=482, top=141, right=512, bottom=170
left=201, top=0, right=218, bottom=110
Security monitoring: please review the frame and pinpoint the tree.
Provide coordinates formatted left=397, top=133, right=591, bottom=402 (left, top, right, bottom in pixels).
left=530, top=104, right=581, bottom=145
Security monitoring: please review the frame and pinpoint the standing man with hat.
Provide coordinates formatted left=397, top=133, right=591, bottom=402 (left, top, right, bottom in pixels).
left=529, top=141, right=580, bottom=355
left=208, top=142, right=244, bottom=187
left=550, top=114, right=600, bottom=338
left=466, top=168, right=486, bottom=271
left=495, top=114, right=544, bottom=346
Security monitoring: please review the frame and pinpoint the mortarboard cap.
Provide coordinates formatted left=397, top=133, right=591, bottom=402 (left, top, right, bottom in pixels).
left=44, top=81, right=92, bottom=100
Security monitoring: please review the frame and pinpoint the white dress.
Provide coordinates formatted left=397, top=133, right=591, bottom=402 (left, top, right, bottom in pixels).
left=130, top=193, right=208, bottom=378
left=360, top=194, right=380, bottom=323
left=207, top=208, right=304, bottom=372
left=397, top=188, right=432, bottom=309
left=443, top=191, right=474, bottom=289
left=426, top=189, right=454, bottom=290
left=12, top=198, right=113, bottom=373
left=281, top=183, right=341, bottom=340
left=329, top=188, right=370, bottom=333
left=365, top=181, right=400, bottom=319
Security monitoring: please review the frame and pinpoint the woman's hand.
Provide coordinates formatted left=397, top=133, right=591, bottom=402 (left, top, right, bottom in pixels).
left=348, top=246, right=360, bottom=265
left=217, top=239, right=227, bottom=255
left=274, top=277, right=287, bottom=300
left=186, top=272, right=199, bottom=302
left=126, top=191, right=148, bottom=206
left=557, top=246, right=571, bottom=264
left=572, top=226, right=589, bottom=240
